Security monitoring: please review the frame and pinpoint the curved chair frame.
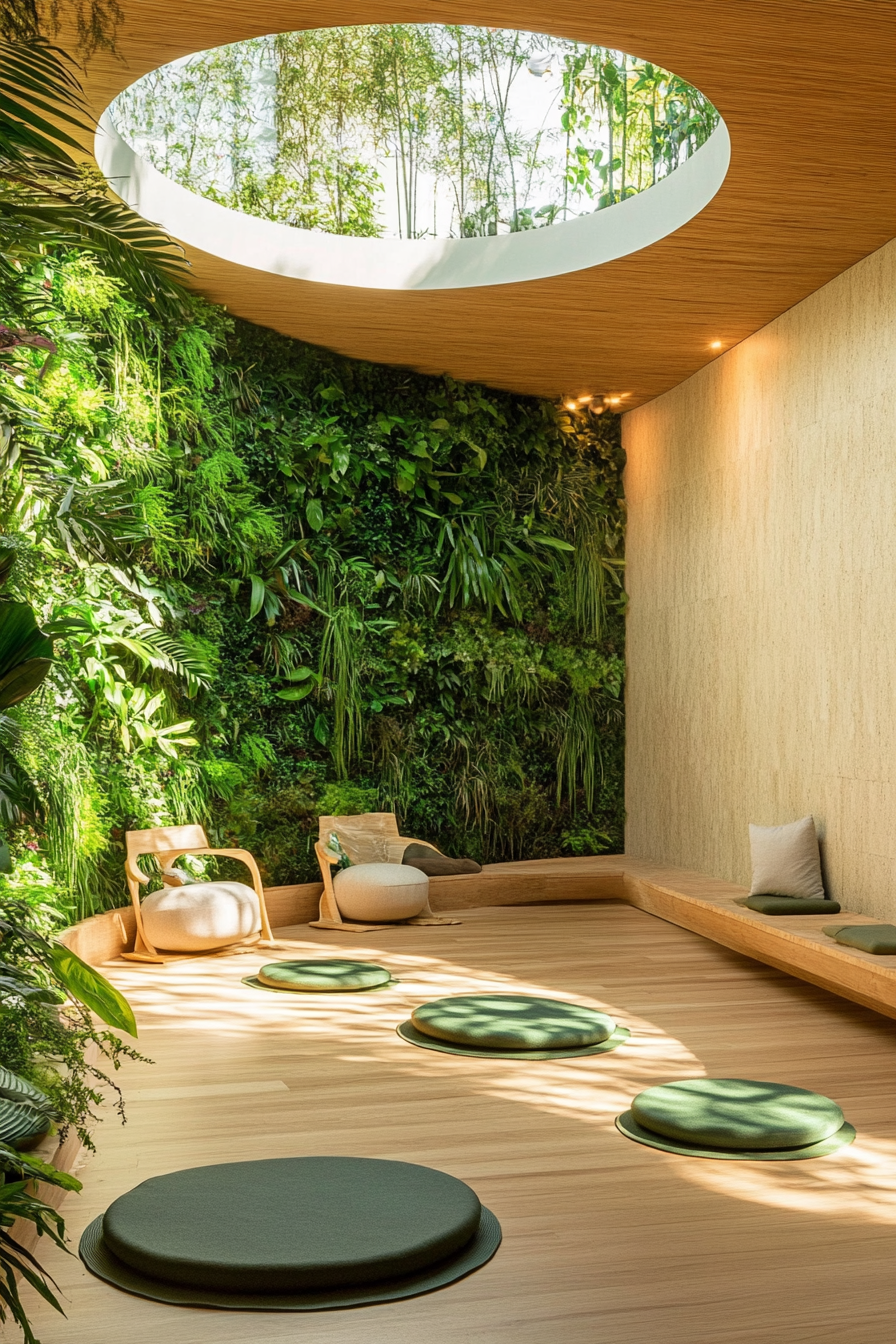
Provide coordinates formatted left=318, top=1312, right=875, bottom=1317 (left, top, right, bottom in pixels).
left=124, top=824, right=273, bottom=962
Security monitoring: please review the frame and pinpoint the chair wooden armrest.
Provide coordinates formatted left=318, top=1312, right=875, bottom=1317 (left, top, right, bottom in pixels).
left=159, top=846, right=273, bottom=940
left=125, top=857, right=153, bottom=887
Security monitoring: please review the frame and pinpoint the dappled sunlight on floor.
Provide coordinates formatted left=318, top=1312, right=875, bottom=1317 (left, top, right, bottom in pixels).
left=20, top=904, right=896, bottom=1344
left=673, top=1134, right=896, bottom=1224
left=106, top=935, right=703, bottom=1130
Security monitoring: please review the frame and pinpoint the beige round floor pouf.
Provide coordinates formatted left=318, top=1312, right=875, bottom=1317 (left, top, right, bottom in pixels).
left=141, top=882, right=261, bottom=952
left=333, top=864, right=428, bottom=923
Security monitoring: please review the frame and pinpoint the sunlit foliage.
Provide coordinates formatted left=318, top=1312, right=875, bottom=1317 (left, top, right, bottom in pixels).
left=113, top=25, right=719, bottom=239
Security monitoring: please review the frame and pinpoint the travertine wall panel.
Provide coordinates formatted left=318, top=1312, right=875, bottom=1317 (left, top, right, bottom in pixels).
left=624, top=238, right=896, bottom=919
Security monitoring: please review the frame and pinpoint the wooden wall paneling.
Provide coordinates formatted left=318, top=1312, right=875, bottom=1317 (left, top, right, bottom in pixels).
left=624, top=236, right=896, bottom=919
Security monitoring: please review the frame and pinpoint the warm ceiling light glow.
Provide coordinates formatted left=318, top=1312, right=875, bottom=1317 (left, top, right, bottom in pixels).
left=577, top=394, right=593, bottom=404
left=710, top=340, right=723, bottom=350
left=564, top=400, right=577, bottom=410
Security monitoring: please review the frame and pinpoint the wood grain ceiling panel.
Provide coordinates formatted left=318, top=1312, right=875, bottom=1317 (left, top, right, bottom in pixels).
left=70, top=1, right=896, bottom=404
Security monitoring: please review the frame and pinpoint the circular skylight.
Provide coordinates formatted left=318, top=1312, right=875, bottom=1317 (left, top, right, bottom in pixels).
left=98, top=26, right=729, bottom=290
left=111, top=27, right=720, bottom=242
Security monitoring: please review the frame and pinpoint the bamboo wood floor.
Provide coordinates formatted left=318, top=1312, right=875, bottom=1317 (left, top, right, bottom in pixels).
left=15, top=902, right=896, bottom=1343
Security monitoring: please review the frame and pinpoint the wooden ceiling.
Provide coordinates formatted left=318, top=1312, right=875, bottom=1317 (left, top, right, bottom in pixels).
left=71, top=1, right=896, bottom=405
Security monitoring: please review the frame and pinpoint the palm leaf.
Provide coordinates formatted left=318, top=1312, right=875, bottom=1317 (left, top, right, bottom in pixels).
left=0, top=38, right=189, bottom=309
left=0, top=38, right=89, bottom=163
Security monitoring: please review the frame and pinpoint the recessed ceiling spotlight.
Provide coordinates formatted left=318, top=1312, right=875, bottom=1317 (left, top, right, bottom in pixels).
left=710, top=340, right=723, bottom=350
left=563, top=400, right=577, bottom=410
left=577, top=394, right=593, bottom=404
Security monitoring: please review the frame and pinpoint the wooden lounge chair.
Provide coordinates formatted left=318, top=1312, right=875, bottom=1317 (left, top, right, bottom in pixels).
left=313, top=812, right=460, bottom=931
left=123, top=824, right=273, bottom=962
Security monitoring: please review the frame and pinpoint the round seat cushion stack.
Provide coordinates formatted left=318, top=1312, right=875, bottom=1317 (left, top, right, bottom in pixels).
left=79, top=1156, right=501, bottom=1310
left=617, top=1078, right=856, bottom=1160
left=141, top=881, right=261, bottom=952
left=253, top=959, right=392, bottom=992
left=333, top=863, right=429, bottom=922
left=398, top=993, right=629, bottom=1059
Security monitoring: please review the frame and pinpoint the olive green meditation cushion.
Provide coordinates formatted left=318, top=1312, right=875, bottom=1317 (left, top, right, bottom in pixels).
left=617, top=1078, right=855, bottom=1159
left=823, top=924, right=896, bottom=954
left=630, top=1078, right=844, bottom=1149
left=411, top=993, right=615, bottom=1050
left=739, top=896, right=841, bottom=915
left=81, top=1156, right=501, bottom=1310
left=255, top=959, right=392, bottom=992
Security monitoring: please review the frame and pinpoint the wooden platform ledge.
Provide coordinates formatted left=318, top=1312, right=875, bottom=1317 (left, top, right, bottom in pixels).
left=60, top=855, right=896, bottom=1022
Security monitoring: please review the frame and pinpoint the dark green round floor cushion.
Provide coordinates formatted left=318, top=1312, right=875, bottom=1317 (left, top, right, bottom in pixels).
left=411, top=994, right=616, bottom=1050
left=256, top=959, right=392, bottom=992
left=630, top=1079, right=845, bottom=1150
left=98, top=1157, right=482, bottom=1294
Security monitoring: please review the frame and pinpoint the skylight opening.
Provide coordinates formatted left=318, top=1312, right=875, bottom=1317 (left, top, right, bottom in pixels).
left=111, top=26, right=720, bottom=243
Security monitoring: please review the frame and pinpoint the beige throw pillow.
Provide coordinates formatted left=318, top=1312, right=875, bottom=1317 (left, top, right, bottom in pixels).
left=748, top=816, right=825, bottom=899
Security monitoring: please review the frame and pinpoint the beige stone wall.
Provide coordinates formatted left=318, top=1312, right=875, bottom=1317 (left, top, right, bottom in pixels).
left=623, top=237, right=896, bottom=918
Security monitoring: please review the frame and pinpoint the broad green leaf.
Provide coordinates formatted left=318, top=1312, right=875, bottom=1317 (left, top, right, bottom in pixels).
left=248, top=575, right=266, bottom=620
left=275, top=684, right=314, bottom=700
left=283, top=666, right=314, bottom=681
left=49, top=944, right=138, bottom=1037
left=306, top=498, right=324, bottom=531
left=313, top=713, right=330, bottom=745
left=0, top=658, right=53, bottom=707
left=0, top=603, right=53, bottom=680
left=429, top=418, right=450, bottom=430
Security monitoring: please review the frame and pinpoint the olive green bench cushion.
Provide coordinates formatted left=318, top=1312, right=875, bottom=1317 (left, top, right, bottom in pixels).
left=616, top=1078, right=855, bottom=1161
left=822, top=924, right=896, bottom=954
left=80, top=1156, right=501, bottom=1310
left=737, top=896, right=841, bottom=915
left=253, top=959, right=392, bottom=992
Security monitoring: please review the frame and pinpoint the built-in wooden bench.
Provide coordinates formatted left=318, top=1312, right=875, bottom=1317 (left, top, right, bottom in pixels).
left=61, top=854, right=896, bottom=1021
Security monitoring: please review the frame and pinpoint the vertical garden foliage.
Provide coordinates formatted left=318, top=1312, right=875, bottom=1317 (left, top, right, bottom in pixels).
left=1, top=255, right=625, bottom=923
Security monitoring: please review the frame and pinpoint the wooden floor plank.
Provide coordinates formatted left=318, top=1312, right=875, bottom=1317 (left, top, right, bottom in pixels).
left=15, top=902, right=896, bottom=1343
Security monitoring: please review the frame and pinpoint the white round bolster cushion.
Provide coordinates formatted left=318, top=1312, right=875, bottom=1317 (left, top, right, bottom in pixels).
left=141, top=881, right=261, bottom=952
left=333, top=863, right=429, bottom=923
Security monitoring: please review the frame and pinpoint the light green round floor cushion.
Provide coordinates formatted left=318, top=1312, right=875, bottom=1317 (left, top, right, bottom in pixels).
left=398, top=993, right=630, bottom=1060
left=617, top=1078, right=856, bottom=1160
left=255, top=960, right=392, bottom=992
left=80, top=1156, right=501, bottom=1310
left=411, top=994, right=616, bottom=1049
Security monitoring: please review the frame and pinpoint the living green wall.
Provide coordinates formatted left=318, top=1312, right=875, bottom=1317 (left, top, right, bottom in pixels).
left=2, top=257, right=625, bottom=923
